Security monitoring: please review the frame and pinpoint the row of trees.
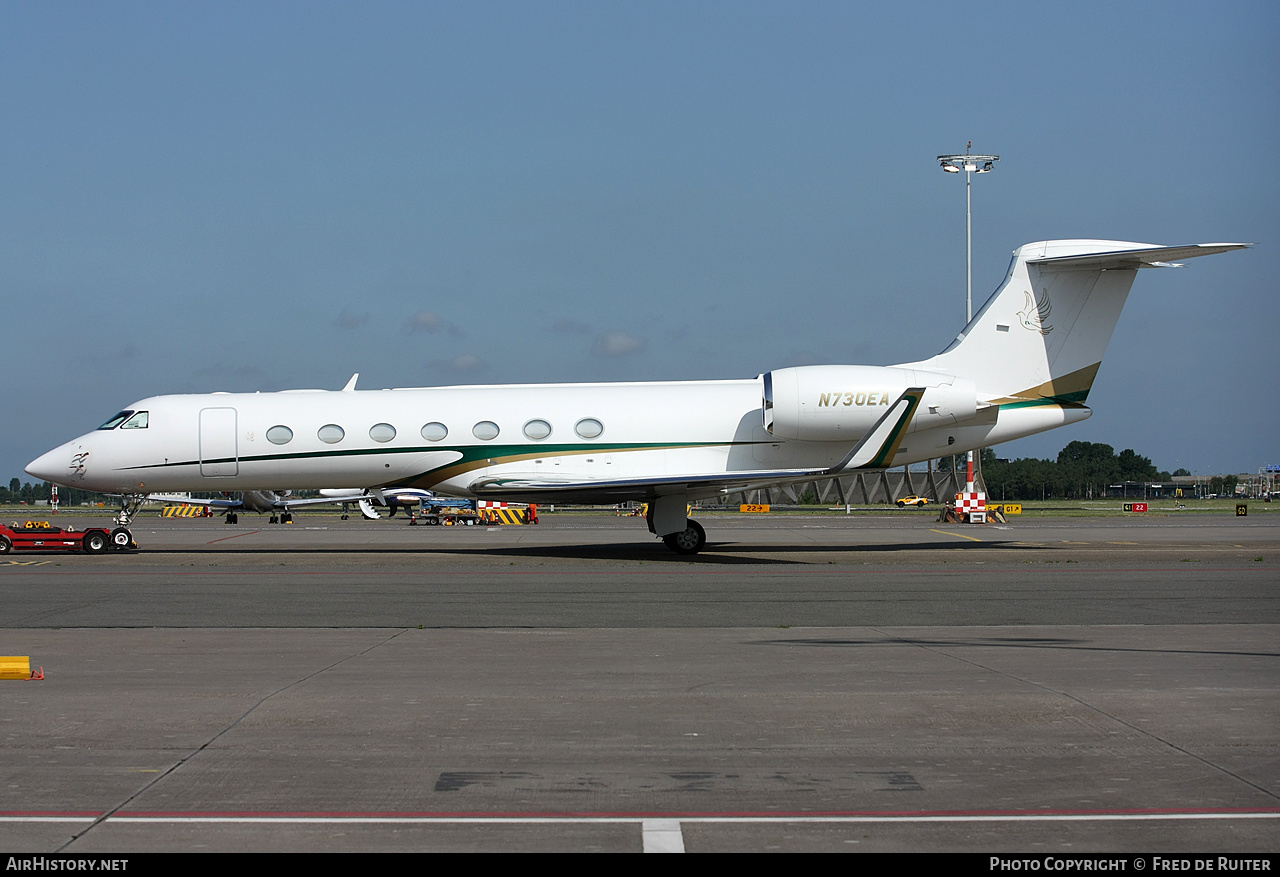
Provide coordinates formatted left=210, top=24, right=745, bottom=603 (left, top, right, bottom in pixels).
left=2, top=478, right=113, bottom=507
left=945, top=441, right=1207, bottom=501
left=2, top=441, right=1236, bottom=508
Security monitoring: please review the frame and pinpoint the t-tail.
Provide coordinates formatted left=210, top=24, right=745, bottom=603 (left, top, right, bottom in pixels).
left=896, top=240, right=1250, bottom=409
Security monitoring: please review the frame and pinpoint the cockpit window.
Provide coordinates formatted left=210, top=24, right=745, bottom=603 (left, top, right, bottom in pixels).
left=120, top=411, right=149, bottom=429
left=97, top=411, right=134, bottom=430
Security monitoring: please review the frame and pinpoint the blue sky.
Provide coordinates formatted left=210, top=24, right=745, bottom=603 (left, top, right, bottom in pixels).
left=3, top=1, right=1275, bottom=482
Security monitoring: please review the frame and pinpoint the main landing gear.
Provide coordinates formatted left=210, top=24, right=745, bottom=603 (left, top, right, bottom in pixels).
left=662, top=519, right=707, bottom=555
left=648, top=495, right=709, bottom=556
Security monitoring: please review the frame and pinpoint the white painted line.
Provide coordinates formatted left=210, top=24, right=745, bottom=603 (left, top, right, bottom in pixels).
left=3, top=812, right=1277, bottom=826
left=642, top=818, right=685, bottom=853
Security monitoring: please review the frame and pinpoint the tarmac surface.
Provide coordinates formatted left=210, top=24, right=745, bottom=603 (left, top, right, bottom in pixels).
left=1, top=510, right=1277, bottom=852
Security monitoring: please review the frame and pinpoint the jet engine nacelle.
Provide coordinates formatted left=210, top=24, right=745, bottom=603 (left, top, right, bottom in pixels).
left=763, top=365, right=979, bottom=442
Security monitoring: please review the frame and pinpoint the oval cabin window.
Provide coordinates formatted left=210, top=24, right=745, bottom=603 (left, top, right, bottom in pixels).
left=522, top=419, right=552, bottom=440
left=472, top=421, right=500, bottom=441
left=318, top=424, right=345, bottom=444
left=574, top=418, right=604, bottom=439
left=369, top=423, right=396, bottom=443
left=421, top=422, right=448, bottom=442
left=266, top=425, right=294, bottom=445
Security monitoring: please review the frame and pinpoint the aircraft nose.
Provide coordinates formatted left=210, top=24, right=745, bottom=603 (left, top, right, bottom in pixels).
left=26, top=438, right=90, bottom=487
left=26, top=447, right=64, bottom=483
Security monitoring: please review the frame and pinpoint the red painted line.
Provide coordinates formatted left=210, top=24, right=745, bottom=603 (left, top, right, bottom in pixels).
left=205, top=530, right=263, bottom=545
left=2, top=567, right=1276, bottom=578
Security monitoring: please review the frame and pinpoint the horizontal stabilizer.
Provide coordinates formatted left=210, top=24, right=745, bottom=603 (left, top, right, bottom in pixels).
left=1028, top=243, right=1251, bottom=271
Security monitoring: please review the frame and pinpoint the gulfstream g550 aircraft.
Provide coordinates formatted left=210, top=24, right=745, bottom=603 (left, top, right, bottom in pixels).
left=27, top=239, right=1247, bottom=554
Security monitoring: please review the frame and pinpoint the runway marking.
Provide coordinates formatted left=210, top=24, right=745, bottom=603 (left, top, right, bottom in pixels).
left=929, top=528, right=983, bottom=543
left=205, top=531, right=263, bottom=545
left=642, top=818, right=685, bottom=852
left=2, top=560, right=51, bottom=566
left=3, top=807, right=1277, bottom=854
left=5, top=808, right=1277, bottom=824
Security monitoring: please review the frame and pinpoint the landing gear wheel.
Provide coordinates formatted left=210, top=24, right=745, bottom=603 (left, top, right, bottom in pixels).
left=226, top=513, right=238, bottom=525
left=662, top=519, right=706, bottom=555
left=269, top=515, right=279, bottom=524
left=282, top=512, right=292, bottom=524
left=109, top=527, right=133, bottom=550
left=84, top=532, right=108, bottom=554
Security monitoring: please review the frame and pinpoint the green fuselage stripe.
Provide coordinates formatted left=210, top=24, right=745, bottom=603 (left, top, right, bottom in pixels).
left=122, top=440, right=741, bottom=473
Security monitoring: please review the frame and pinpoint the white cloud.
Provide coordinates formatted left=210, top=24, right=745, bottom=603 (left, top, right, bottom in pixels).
left=431, top=353, right=489, bottom=374
left=406, top=311, right=462, bottom=336
left=591, top=331, right=646, bottom=357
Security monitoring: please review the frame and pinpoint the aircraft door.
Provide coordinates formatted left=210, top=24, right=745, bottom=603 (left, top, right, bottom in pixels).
left=199, top=407, right=238, bottom=477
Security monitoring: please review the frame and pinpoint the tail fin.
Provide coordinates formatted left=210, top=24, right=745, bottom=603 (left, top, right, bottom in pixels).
left=898, top=240, right=1249, bottom=405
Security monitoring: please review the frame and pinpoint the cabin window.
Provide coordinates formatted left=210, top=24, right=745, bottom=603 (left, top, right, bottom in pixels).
left=421, top=422, right=448, bottom=442
left=369, top=423, right=396, bottom=443
left=472, top=421, right=500, bottom=441
left=266, top=425, right=294, bottom=445
left=318, top=424, right=345, bottom=444
left=120, top=411, right=149, bottom=430
left=522, top=419, right=552, bottom=440
left=97, top=411, right=133, bottom=430
left=574, top=418, right=604, bottom=439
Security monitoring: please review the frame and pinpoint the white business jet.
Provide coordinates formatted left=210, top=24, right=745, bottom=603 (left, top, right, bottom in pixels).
left=145, top=489, right=382, bottom=524
left=317, top=487, right=440, bottom=520
left=27, top=239, right=1247, bottom=554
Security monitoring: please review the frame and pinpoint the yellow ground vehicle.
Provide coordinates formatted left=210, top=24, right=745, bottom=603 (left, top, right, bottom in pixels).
left=896, top=495, right=929, bottom=508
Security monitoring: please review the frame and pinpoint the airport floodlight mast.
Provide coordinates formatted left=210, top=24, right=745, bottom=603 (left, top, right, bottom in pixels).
left=938, top=142, right=999, bottom=520
left=937, top=142, right=999, bottom=323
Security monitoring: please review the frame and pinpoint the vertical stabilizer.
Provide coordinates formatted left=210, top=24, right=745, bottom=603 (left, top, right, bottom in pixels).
left=895, top=240, right=1249, bottom=405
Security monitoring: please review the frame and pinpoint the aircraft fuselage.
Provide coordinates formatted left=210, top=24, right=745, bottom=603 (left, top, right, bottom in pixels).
left=27, top=372, right=1083, bottom=501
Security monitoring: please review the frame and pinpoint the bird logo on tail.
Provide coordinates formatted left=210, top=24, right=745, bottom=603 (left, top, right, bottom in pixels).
left=1018, top=290, right=1053, bottom=335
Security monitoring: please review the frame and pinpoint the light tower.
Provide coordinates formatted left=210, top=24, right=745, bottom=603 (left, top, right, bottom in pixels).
left=937, top=143, right=998, bottom=521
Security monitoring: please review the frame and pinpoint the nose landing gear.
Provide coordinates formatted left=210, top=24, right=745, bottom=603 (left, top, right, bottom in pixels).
left=114, top=494, right=146, bottom=527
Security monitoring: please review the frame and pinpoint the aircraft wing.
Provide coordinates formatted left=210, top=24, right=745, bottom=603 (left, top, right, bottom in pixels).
left=147, top=493, right=242, bottom=509
left=145, top=492, right=361, bottom=511
left=276, top=495, right=374, bottom=509
left=468, top=387, right=927, bottom=503
left=468, top=467, right=836, bottom=504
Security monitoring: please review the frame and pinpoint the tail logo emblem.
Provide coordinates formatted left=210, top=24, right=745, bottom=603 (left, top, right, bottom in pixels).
left=1018, top=290, right=1053, bottom=335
